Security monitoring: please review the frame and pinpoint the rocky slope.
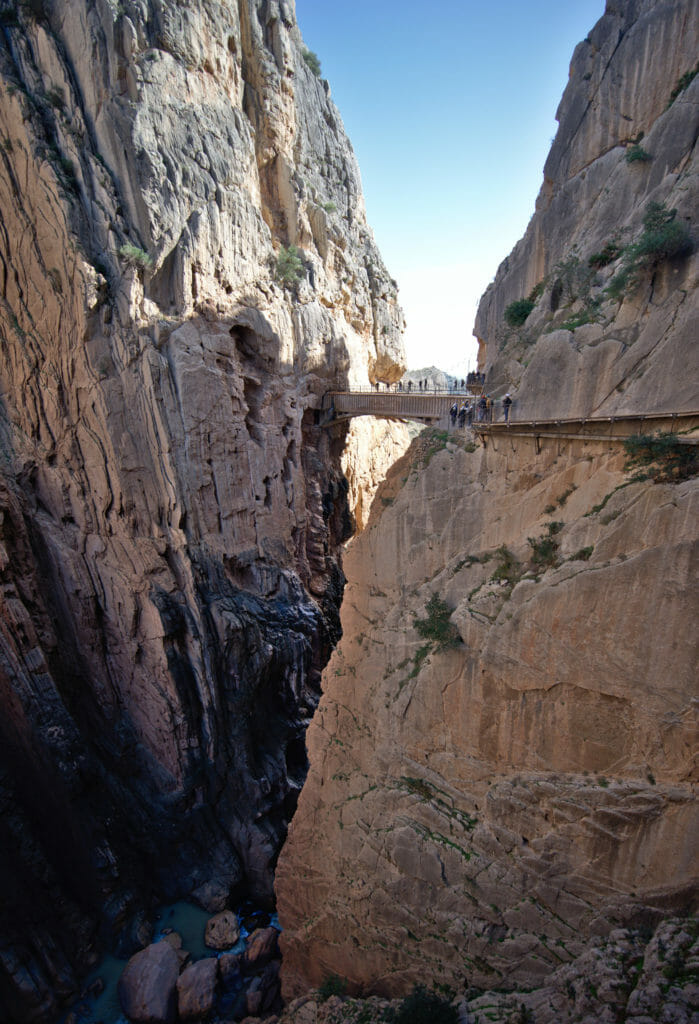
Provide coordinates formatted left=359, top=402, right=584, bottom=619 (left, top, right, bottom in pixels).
left=276, top=0, right=699, bottom=1016
left=0, top=1, right=406, bottom=1020
left=475, top=0, right=698, bottom=419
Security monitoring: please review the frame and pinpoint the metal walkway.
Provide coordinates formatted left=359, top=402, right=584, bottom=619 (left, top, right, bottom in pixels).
left=321, top=390, right=479, bottom=424
left=320, top=392, right=699, bottom=447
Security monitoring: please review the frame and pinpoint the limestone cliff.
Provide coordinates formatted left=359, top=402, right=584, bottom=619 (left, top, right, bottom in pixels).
left=276, top=0, right=699, bottom=1015
left=277, top=425, right=699, bottom=1014
left=475, top=0, right=698, bottom=418
left=0, top=0, right=406, bottom=1019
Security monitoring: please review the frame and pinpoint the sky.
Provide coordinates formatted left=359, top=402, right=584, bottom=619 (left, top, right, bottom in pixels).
left=294, top=0, right=607, bottom=376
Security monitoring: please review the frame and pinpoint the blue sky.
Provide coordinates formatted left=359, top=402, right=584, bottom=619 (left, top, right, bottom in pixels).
left=295, top=0, right=606, bottom=375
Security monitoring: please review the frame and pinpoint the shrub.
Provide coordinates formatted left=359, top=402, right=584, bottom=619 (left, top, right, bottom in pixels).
left=414, top=594, right=461, bottom=651
left=317, top=974, right=347, bottom=1001
left=667, top=61, right=699, bottom=107
left=528, top=522, right=562, bottom=571
left=490, top=545, right=522, bottom=585
left=504, top=298, right=534, bottom=327
left=623, top=431, right=699, bottom=483
left=626, top=144, right=651, bottom=163
left=570, top=546, right=594, bottom=562
left=393, top=985, right=459, bottom=1024
left=631, top=201, right=692, bottom=264
left=552, top=251, right=594, bottom=305
left=527, top=279, right=546, bottom=303
left=588, top=242, right=622, bottom=268
left=119, top=242, right=153, bottom=270
left=605, top=201, right=692, bottom=300
left=275, top=244, right=304, bottom=286
left=302, top=48, right=322, bottom=76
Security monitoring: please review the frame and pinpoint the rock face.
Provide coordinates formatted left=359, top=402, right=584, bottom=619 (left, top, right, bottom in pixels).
left=276, top=429, right=699, bottom=1004
left=0, top=0, right=406, bottom=1020
left=276, top=0, right=699, bottom=1009
left=475, top=0, right=699, bottom=419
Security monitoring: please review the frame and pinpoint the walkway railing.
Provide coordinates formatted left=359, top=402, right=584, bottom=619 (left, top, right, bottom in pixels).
left=320, top=391, right=699, bottom=443
left=322, top=390, right=482, bottom=424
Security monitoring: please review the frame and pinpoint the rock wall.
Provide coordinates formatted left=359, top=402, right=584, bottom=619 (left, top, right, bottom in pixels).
left=0, top=0, right=406, bottom=1019
left=475, top=0, right=698, bottom=419
left=276, top=0, right=699, bottom=1011
left=276, top=429, right=698, bottom=1005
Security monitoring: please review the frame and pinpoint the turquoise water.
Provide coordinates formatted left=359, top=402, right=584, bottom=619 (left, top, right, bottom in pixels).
left=59, top=901, right=279, bottom=1023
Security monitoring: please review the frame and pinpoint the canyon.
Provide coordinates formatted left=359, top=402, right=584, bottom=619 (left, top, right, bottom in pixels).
left=0, top=0, right=696, bottom=1023
left=0, top=1, right=406, bottom=1019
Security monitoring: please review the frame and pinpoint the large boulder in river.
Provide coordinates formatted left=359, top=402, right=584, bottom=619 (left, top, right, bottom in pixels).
left=117, top=941, right=179, bottom=1024
left=243, top=927, right=279, bottom=973
left=204, top=909, right=240, bottom=951
left=177, top=957, right=219, bottom=1021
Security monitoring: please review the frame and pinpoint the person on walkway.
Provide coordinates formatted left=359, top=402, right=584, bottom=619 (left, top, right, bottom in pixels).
left=408, top=380, right=412, bottom=392
left=466, top=401, right=474, bottom=427
left=478, top=394, right=487, bottom=422
left=485, top=394, right=492, bottom=421
left=458, top=404, right=467, bottom=428
left=450, top=402, right=458, bottom=426
left=503, top=393, right=513, bottom=422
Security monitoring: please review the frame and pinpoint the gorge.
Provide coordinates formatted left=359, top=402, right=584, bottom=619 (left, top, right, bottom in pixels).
left=0, top=1, right=697, bottom=1024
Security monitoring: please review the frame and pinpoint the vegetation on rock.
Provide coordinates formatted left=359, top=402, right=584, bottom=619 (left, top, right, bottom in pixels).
left=623, top=431, right=699, bottom=482
left=607, top=201, right=692, bottom=300
left=414, top=594, right=461, bottom=651
left=302, top=48, right=322, bottom=76
left=275, top=244, right=305, bottom=286
left=118, top=242, right=153, bottom=270
left=504, top=298, right=535, bottom=327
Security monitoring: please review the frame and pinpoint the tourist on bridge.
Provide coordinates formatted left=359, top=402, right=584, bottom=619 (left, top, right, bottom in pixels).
left=503, top=393, right=513, bottom=422
left=485, top=394, right=492, bottom=421
left=450, top=402, right=458, bottom=426
left=467, top=402, right=474, bottom=427
left=458, top=404, right=467, bottom=428
left=478, top=394, right=487, bottom=422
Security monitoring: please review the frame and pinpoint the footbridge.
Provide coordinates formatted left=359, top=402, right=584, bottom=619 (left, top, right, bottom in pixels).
left=320, top=391, right=699, bottom=449
left=321, top=389, right=478, bottom=425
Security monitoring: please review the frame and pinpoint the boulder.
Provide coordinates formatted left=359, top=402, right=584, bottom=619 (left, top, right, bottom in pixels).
left=243, top=927, right=279, bottom=973
left=117, top=941, right=179, bottom=1024
left=219, top=952, right=242, bottom=984
left=204, top=910, right=240, bottom=951
left=176, top=956, right=218, bottom=1021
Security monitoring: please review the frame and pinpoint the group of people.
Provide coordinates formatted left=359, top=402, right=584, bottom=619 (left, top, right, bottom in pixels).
left=450, top=392, right=513, bottom=426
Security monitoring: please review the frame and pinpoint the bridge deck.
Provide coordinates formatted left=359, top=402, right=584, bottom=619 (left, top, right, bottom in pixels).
left=321, top=392, right=699, bottom=444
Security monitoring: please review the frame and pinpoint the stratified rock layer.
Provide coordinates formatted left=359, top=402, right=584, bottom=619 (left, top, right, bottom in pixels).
left=276, top=429, right=698, bottom=1002
left=0, top=1, right=406, bottom=1019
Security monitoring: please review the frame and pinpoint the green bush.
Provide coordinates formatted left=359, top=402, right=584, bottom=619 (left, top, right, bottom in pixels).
left=667, top=61, right=699, bottom=107
left=490, top=545, right=522, bottom=585
left=623, top=431, right=699, bottom=483
left=605, top=201, right=692, bottom=300
left=528, top=522, right=562, bottom=572
left=625, top=144, right=652, bottom=164
left=631, top=201, right=692, bottom=264
left=588, top=242, right=622, bottom=268
left=317, top=974, right=347, bottom=1001
left=414, top=594, right=461, bottom=651
left=119, top=243, right=153, bottom=270
left=393, top=985, right=459, bottom=1024
left=302, top=48, right=322, bottom=76
left=504, top=298, right=534, bottom=327
left=570, top=546, right=594, bottom=562
left=275, top=244, right=305, bottom=286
